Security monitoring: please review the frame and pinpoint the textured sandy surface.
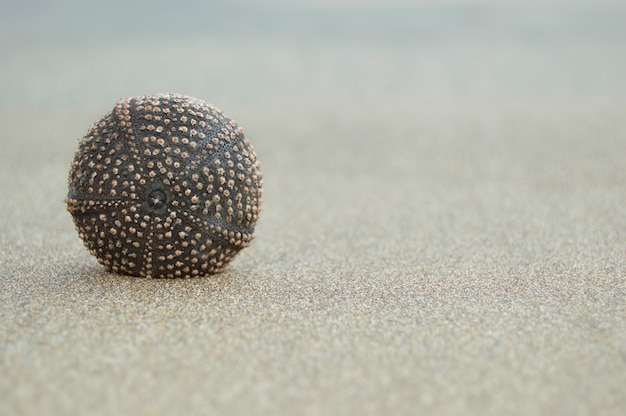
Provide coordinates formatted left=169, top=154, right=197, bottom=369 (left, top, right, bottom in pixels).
left=1, top=1, right=625, bottom=415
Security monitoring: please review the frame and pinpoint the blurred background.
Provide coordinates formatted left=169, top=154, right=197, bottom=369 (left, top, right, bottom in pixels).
left=1, top=1, right=625, bottom=414
left=2, top=0, right=625, bottom=112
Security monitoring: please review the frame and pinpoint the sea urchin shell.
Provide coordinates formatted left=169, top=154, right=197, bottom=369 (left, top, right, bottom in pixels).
left=67, top=93, right=263, bottom=278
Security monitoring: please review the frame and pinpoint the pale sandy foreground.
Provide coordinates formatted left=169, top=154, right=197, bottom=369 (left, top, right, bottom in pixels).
left=1, top=1, right=625, bottom=415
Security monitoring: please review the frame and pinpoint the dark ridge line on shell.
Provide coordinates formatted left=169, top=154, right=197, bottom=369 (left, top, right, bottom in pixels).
left=90, top=100, right=140, bottom=165
left=129, top=96, right=237, bottom=160
left=103, top=104, right=137, bottom=157
left=176, top=209, right=251, bottom=248
left=176, top=203, right=254, bottom=239
left=147, top=211, right=223, bottom=279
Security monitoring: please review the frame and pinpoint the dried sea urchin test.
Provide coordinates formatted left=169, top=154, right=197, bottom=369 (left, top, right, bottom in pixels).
left=67, top=94, right=263, bottom=278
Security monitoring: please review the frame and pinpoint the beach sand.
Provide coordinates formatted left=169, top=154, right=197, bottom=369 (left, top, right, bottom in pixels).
left=1, top=1, right=625, bottom=414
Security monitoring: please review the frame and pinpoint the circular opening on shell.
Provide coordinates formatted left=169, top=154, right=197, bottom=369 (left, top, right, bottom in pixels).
left=142, top=184, right=170, bottom=214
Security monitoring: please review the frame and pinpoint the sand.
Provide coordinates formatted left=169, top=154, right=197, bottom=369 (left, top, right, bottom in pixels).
left=1, top=1, right=625, bottom=415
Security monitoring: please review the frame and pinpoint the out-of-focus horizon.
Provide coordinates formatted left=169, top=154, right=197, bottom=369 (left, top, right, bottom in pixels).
left=1, top=0, right=624, bottom=119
